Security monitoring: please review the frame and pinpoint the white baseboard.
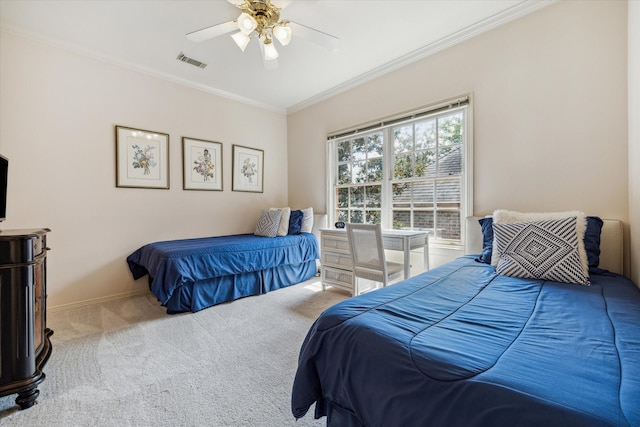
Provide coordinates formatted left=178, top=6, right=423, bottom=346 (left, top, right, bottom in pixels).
left=48, top=289, right=150, bottom=313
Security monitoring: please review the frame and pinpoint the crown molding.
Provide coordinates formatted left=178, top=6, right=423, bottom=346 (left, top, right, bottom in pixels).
left=1, top=0, right=554, bottom=116
left=286, top=0, right=556, bottom=114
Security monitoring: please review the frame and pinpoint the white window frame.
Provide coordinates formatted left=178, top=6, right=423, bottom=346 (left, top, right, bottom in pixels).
left=326, top=95, right=473, bottom=249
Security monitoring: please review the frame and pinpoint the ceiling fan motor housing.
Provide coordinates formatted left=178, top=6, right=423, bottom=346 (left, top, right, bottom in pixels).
left=242, top=0, right=282, bottom=36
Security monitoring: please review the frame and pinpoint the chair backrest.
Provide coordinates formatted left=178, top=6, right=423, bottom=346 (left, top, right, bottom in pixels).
left=346, top=223, right=387, bottom=277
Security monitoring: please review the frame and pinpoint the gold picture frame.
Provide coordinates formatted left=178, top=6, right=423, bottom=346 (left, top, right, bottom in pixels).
left=116, top=125, right=169, bottom=189
left=182, top=137, right=223, bottom=191
left=232, top=145, right=263, bottom=193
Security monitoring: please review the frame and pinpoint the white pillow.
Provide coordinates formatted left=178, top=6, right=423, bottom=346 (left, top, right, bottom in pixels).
left=300, top=207, right=314, bottom=233
left=270, top=207, right=291, bottom=236
left=255, top=209, right=282, bottom=238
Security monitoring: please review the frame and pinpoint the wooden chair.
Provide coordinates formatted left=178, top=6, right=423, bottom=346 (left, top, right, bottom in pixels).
left=346, top=223, right=404, bottom=295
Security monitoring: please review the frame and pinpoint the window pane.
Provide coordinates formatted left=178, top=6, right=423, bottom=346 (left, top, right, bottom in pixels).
left=392, top=210, right=410, bottom=229
left=337, top=187, right=348, bottom=208
left=366, top=185, right=381, bottom=208
left=393, top=125, right=413, bottom=153
left=350, top=187, right=364, bottom=207
left=415, top=150, right=436, bottom=178
left=415, top=119, right=436, bottom=150
left=352, top=138, right=366, bottom=160
left=367, top=133, right=383, bottom=158
left=438, top=112, right=463, bottom=146
left=413, top=211, right=434, bottom=234
left=367, top=158, right=383, bottom=182
left=352, top=161, right=366, bottom=183
left=394, top=153, right=413, bottom=179
left=412, top=181, right=434, bottom=208
left=436, top=210, right=461, bottom=240
left=436, top=179, right=460, bottom=203
left=338, top=210, right=349, bottom=222
left=337, top=140, right=351, bottom=162
left=392, top=183, right=411, bottom=208
left=351, top=210, right=364, bottom=224
left=437, top=145, right=462, bottom=177
left=338, top=164, right=350, bottom=185
left=366, top=210, right=380, bottom=224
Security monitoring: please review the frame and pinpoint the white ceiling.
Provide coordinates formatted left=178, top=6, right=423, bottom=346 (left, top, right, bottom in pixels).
left=0, top=0, right=552, bottom=112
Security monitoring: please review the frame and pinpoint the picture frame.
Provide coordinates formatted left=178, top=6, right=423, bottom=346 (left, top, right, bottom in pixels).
left=232, top=145, right=264, bottom=193
left=182, top=137, right=223, bottom=191
left=115, top=125, right=169, bottom=189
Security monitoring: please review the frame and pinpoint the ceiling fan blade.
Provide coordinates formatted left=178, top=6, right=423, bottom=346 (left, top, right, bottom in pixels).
left=186, top=21, right=238, bottom=43
left=288, top=21, right=339, bottom=53
left=227, top=0, right=245, bottom=7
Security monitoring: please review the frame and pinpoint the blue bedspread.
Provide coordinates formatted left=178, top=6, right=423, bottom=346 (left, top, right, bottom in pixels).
left=292, top=256, right=640, bottom=427
left=127, top=233, right=318, bottom=305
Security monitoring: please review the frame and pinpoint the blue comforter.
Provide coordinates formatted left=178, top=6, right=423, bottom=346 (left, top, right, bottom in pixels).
left=127, top=233, right=318, bottom=305
left=292, top=256, right=640, bottom=426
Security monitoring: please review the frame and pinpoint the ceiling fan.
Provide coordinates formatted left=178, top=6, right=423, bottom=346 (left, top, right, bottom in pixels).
left=186, top=0, right=340, bottom=68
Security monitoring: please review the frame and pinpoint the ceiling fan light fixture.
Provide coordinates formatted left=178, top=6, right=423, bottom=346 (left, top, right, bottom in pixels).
left=231, top=31, right=251, bottom=51
left=237, top=12, right=257, bottom=35
left=273, top=24, right=292, bottom=46
left=262, top=38, right=279, bottom=61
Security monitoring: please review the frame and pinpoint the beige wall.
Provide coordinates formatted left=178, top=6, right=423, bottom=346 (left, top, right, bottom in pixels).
left=630, top=0, right=640, bottom=285
left=288, top=1, right=632, bottom=275
left=0, top=32, right=288, bottom=310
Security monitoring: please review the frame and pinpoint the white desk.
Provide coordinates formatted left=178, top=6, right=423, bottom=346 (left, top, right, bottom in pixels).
left=319, top=228, right=429, bottom=295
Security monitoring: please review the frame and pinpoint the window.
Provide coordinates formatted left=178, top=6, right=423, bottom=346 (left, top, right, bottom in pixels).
left=328, top=98, right=471, bottom=247
left=335, top=132, right=383, bottom=224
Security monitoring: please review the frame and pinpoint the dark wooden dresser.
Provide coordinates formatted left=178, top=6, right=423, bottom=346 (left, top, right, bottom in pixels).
left=0, top=228, right=53, bottom=409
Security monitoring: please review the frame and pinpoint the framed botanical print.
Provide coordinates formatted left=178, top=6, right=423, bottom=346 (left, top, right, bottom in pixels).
left=232, top=145, right=263, bottom=193
left=116, top=125, right=169, bottom=189
left=182, top=137, right=223, bottom=191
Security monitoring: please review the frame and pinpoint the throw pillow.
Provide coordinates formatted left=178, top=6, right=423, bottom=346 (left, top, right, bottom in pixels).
left=493, top=217, right=590, bottom=285
left=491, top=210, right=588, bottom=272
left=255, top=209, right=282, bottom=238
left=476, top=216, right=493, bottom=264
left=584, top=216, right=604, bottom=270
left=300, top=207, right=314, bottom=233
left=270, top=207, right=291, bottom=236
left=288, top=210, right=303, bottom=235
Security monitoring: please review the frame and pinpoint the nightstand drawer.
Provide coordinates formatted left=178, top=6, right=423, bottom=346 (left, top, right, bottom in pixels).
left=322, top=251, right=352, bottom=269
left=321, top=235, right=350, bottom=253
left=323, top=266, right=353, bottom=287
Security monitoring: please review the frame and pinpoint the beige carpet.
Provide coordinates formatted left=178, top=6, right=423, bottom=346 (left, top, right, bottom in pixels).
left=0, top=278, right=348, bottom=426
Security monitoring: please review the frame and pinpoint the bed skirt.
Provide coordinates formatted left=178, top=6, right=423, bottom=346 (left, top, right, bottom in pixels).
left=161, top=259, right=318, bottom=314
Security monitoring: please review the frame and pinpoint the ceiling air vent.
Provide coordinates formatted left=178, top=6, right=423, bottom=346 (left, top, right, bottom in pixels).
left=176, top=52, right=207, bottom=69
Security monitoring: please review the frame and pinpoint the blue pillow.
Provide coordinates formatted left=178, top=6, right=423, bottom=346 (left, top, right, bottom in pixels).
left=476, top=217, right=493, bottom=264
left=288, top=210, right=304, bottom=235
left=585, top=216, right=604, bottom=271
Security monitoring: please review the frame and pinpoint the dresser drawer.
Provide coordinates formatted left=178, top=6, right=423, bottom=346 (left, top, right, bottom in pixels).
left=322, top=251, right=352, bottom=269
left=321, top=235, right=350, bottom=253
left=322, top=266, right=354, bottom=289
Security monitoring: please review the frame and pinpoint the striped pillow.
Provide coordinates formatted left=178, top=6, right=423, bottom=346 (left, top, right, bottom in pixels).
left=493, top=217, right=590, bottom=285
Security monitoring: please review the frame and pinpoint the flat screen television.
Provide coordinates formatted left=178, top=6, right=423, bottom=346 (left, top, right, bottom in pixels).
left=0, top=154, right=7, bottom=222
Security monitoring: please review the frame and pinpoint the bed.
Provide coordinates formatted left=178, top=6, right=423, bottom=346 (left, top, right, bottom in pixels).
left=291, top=214, right=640, bottom=426
left=127, top=232, right=319, bottom=314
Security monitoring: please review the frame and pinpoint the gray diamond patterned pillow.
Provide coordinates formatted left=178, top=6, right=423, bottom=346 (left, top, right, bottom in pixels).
left=254, top=209, right=282, bottom=238
left=493, top=217, right=590, bottom=285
